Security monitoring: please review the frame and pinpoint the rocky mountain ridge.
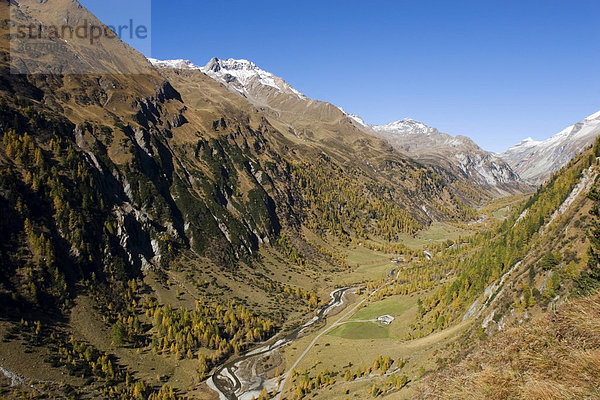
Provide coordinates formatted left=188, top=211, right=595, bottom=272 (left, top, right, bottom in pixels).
left=370, top=118, right=530, bottom=195
left=499, top=110, right=600, bottom=185
left=151, top=57, right=530, bottom=196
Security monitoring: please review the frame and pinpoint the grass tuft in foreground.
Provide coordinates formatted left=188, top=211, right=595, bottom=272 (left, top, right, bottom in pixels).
left=418, top=291, right=600, bottom=400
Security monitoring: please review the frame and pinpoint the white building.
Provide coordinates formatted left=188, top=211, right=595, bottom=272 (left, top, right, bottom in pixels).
left=377, top=315, right=395, bottom=325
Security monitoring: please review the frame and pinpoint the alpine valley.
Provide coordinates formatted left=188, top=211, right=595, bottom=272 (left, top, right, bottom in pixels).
left=1, top=1, right=600, bottom=400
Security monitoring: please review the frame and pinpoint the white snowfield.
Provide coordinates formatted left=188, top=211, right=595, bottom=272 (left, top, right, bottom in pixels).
left=210, top=58, right=304, bottom=96
left=337, top=107, right=368, bottom=127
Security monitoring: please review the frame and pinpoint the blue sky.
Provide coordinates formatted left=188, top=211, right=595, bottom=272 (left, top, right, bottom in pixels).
left=82, top=0, right=599, bottom=152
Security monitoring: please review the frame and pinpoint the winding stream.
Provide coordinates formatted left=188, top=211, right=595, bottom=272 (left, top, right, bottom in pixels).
left=208, top=287, right=354, bottom=400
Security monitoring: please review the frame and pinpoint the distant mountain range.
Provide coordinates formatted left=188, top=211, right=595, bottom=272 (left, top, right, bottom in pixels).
left=150, top=57, right=535, bottom=195
left=150, top=57, right=600, bottom=191
left=370, top=119, right=528, bottom=195
left=499, top=110, right=600, bottom=185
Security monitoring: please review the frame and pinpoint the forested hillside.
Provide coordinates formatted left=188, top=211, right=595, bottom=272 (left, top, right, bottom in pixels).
left=412, top=139, right=600, bottom=334
left=418, top=141, right=600, bottom=399
left=276, top=139, right=600, bottom=400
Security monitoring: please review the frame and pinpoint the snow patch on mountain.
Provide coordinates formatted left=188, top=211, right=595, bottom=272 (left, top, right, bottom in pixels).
left=148, top=57, right=307, bottom=100
left=348, top=114, right=367, bottom=126
left=514, top=137, right=541, bottom=148
left=337, top=107, right=368, bottom=127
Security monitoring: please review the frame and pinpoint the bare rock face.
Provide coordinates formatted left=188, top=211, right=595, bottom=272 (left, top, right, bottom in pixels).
left=499, top=111, right=600, bottom=186
left=372, top=119, right=530, bottom=196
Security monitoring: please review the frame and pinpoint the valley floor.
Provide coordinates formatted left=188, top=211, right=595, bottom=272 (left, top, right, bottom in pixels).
left=1, top=194, right=572, bottom=400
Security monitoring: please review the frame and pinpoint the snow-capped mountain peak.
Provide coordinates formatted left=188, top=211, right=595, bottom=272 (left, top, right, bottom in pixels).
left=373, top=118, right=438, bottom=136
left=500, top=110, right=600, bottom=185
left=202, top=58, right=272, bottom=89
left=148, top=56, right=306, bottom=100
left=585, top=110, right=600, bottom=121
left=370, top=118, right=527, bottom=195
left=505, top=137, right=540, bottom=152
left=200, top=57, right=306, bottom=99
left=348, top=114, right=367, bottom=126
left=337, top=107, right=368, bottom=127
left=147, top=58, right=201, bottom=70
left=203, top=57, right=258, bottom=73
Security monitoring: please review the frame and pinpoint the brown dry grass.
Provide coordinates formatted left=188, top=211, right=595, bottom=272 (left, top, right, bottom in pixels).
left=417, top=293, right=600, bottom=400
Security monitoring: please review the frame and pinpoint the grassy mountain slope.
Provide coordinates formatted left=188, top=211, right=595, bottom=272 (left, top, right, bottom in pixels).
left=411, top=140, right=600, bottom=399
left=415, top=141, right=599, bottom=334
left=418, top=292, right=600, bottom=400
left=274, top=140, right=600, bottom=400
